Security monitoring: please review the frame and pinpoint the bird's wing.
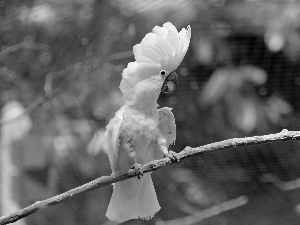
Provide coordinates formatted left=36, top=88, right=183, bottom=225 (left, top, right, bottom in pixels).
left=106, top=108, right=124, bottom=175
left=158, top=107, right=176, bottom=146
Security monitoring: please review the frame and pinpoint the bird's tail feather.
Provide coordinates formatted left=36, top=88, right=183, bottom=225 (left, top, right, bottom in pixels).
left=106, top=174, right=160, bottom=222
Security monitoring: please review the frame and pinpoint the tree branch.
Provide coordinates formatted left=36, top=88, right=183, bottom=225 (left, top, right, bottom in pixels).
left=0, top=129, right=299, bottom=224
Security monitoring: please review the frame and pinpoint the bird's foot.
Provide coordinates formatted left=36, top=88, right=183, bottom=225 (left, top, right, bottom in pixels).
left=131, top=162, right=143, bottom=179
left=164, top=151, right=181, bottom=163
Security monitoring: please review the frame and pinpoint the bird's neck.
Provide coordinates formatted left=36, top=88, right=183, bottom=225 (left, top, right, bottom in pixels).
left=131, top=92, right=160, bottom=115
left=125, top=76, right=163, bottom=115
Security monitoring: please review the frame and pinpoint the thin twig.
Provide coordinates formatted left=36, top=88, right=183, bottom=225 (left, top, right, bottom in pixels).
left=107, top=50, right=133, bottom=61
left=155, top=195, right=248, bottom=225
left=261, top=173, right=300, bottom=191
left=0, top=129, right=299, bottom=224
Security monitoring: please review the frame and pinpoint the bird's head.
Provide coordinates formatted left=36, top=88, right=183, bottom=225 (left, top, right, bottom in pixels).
left=120, top=22, right=191, bottom=105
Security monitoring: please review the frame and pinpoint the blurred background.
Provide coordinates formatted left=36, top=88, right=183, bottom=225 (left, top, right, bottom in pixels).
left=1, top=0, right=300, bottom=224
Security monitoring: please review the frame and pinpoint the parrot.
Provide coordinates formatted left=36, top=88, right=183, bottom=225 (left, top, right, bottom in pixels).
left=105, top=22, right=191, bottom=222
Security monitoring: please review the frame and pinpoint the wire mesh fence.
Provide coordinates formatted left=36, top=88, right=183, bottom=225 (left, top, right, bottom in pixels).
left=1, top=0, right=300, bottom=225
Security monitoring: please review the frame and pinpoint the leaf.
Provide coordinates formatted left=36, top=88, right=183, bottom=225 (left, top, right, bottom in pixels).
left=87, top=129, right=108, bottom=155
left=1, top=100, right=32, bottom=143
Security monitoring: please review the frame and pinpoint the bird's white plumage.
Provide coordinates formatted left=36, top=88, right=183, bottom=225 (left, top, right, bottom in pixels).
left=105, top=22, right=191, bottom=222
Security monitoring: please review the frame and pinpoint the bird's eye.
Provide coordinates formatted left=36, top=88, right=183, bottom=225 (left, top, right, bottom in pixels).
left=160, top=70, right=166, bottom=76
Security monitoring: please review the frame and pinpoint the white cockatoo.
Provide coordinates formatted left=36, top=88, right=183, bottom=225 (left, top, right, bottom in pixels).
left=105, top=22, right=191, bottom=222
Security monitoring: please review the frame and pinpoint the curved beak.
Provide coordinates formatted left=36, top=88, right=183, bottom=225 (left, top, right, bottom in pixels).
left=161, top=71, right=178, bottom=93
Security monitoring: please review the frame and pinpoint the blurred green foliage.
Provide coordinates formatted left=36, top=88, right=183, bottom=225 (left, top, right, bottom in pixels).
left=2, top=0, right=300, bottom=224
